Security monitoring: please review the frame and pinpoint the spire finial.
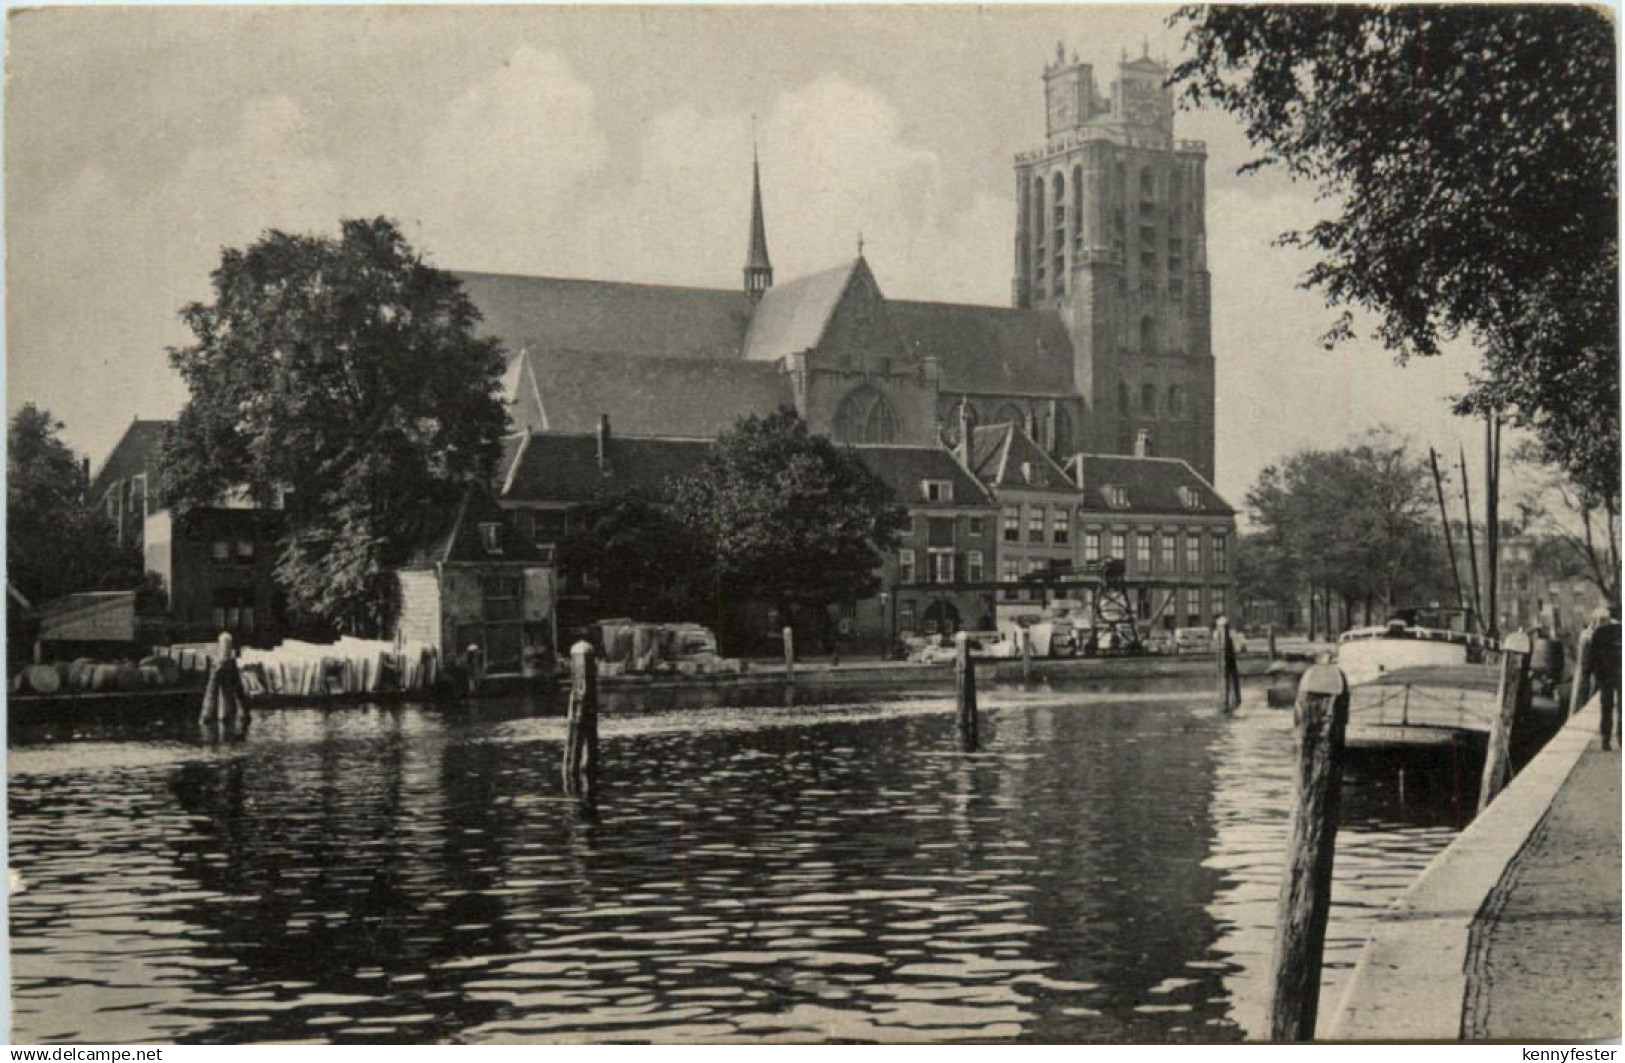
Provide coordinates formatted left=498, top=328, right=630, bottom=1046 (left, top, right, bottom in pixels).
left=857, top=230, right=865, bottom=257
left=1142, top=37, right=1149, bottom=58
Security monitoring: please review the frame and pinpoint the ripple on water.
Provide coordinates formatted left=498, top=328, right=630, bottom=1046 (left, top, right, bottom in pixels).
left=9, top=695, right=1460, bottom=1043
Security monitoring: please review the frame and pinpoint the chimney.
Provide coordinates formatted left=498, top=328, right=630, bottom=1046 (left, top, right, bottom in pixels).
left=956, top=397, right=975, bottom=464
left=1070, top=453, right=1086, bottom=490
left=1134, top=429, right=1152, bottom=458
left=596, top=414, right=611, bottom=474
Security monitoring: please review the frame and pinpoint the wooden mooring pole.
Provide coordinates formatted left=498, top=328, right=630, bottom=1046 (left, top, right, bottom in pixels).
left=1266, top=661, right=1349, bottom=1042
left=1569, top=627, right=1594, bottom=719
left=783, top=625, right=795, bottom=686
left=955, top=630, right=979, bottom=751
left=563, top=641, right=599, bottom=802
left=1020, top=626, right=1033, bottom=684
left=1267, top=624, right=1278, bottom=663
left=1479, top=630, right=1531, bottom=814
left=1216, top=617, right=1241, bottom=712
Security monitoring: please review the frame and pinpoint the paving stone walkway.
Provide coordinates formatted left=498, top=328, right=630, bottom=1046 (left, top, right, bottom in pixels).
left=1463, top=742, right=1621, bottom=1041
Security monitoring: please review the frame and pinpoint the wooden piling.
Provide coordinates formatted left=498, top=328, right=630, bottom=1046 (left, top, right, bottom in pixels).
left=1020, top=626, right=1032, bottom=683
left=1266, top=661, right=1349, bottom=1042
left=1267, top=624, right=1278, bottom=662
left=955, top=630, right=979, bottom=751
left=563, top=641, right=599, bottom=802
left=1216, top=618, right=1241, bottom=712
left=1569, top=628, right=1594, bottom=719
left=783, top=625, right=795, bottom=686
left=1479, top=630, right=1531, bottom=814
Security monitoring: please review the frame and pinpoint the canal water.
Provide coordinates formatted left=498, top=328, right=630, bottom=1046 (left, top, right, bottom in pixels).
left=8, top=686, right=1466, bottom=1044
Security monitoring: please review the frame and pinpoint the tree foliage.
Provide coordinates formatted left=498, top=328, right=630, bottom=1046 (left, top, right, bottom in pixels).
left=7, top=404, right=144, bottom=605
left=1505, top=440, right=1621, bottom=603
left=555, top=496, right=713, bottom=622
left=162, top=218, right=509, bottom=634
left=672, top=408, right=908, bottom=629
left=1245, top=431, right=1449, bottom=626
left=1172, top=6, right=1618, bottom=499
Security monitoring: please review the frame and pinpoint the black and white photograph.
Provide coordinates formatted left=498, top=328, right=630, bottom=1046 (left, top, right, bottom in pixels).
left=4, top=3, right=1619, bottom=1046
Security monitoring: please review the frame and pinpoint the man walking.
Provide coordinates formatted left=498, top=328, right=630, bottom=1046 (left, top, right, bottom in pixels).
left=1585, top=604, right=1621, bottom=750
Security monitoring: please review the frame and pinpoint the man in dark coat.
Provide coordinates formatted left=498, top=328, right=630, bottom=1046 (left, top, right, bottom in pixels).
left=1585, top=604, right=1621, bottom=750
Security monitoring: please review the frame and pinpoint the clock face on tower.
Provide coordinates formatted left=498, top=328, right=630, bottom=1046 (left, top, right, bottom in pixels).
left=1048, top=89, right=1076, bottom=132
left=1122, top=79, right=1161, bottom=126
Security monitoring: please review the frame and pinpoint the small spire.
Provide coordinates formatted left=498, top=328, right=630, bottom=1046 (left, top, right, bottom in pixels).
left=857, top=230, right=865, bottom=258
left=1142, top=37, right=1150, bottom=58
left=743, top=138, right=773, bottom=303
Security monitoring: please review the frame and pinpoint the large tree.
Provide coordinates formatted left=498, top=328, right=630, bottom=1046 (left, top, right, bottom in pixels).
left=672, top=408, right=908, bottom=642
left=555, top=495, right=713, bottom=623
left=1246, top=432, right=1449, bottom=629
left=163, top=218, right=509, bottom=634
left=1172, top=6, right=1618, bottom=500
left=1505, top=440, right=1620, bottom=604
left=8, top=404, right=144, bottom=605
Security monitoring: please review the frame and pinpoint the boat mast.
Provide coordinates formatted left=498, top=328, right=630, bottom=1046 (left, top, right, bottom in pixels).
left=1429, top=446, right=1470, bottom=618
left=1484, top=411, right=1502, bottom=638
left=1459, top=444, right=1485, bottom=634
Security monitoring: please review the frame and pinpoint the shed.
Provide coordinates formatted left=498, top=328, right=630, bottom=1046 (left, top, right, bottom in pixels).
left=390, top=486, right=555, bottom=673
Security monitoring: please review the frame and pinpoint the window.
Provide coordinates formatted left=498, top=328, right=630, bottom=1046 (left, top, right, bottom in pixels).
left=899, top=548, right=916, bottom=584
left=1052, top=507, right=1069, bottom=545
left=1028, top=507, right=1045, bottom=543
left=899, top=601, right=916, bottom=634
left=1213, top=588, right=1228, bottom=620
left=929, top=549, right=954, bottom=584
left=1213, top=534, right=1228, bottom=574
left=483, top=573, right=521, bottom=621
left=1180, top=486, right=1205, bottom=511
left=968, top=517, right=985, bottom=538
left=1002, top=558, right=1021, bottom=600
left=1187, top=533, right=1203, bottom=572
left=211, top=588, right=255, bottom=633
left=1185, top=587, right=1202, bottom=627
left=1104, top=485, right=1130, bottom=510
left=1003, top=507, right=1020, bottom=542
left=903, top=514, right=915, bottom=537
left=1135, top=532, right=1152, bottom=570
left=1110, top=531, right=1127, bottom=560
left=967, top=550, right=984, bottom=583
left=1140, top=166, right=1155, bottom=201
left=237, top=540, right=255, bottom=564
left=1084, top=531, right=1102, bottom=562
left=922, top=479, right=954, bottom=502
left=1161, top=532, right=1177, bottom=571
left=1141, top=382, right=1158, bottom=416
left=211, top=540, right=231, bottom=563
left=479, top=522, right=503, bottom=555
left=531, top=509, right=567, bottom=546
left=833, top=385, right=901, bottom=444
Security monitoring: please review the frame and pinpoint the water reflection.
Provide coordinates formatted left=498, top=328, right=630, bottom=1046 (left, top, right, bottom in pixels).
left=9, top=690, right=1459, bottom=1043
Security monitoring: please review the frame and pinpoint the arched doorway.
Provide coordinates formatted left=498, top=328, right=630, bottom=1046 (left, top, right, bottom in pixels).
left=922, top=599, right=961, bottom=636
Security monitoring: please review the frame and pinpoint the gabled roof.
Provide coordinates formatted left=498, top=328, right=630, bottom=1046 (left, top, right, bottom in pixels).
left=965, top=422, right=1073, bottom=492
left=849, top=445, right=997, bottom=510
left=455, top=271, right=750, bottom=362
left=1067, top=453, right=1234, bottom=516
left=89, top=419, right=172, bottom=502
left=508, top=348, right=792, bottom=437
left=403, top=485, right=543, bottom=567
left=500, top=432, right=714, bottom=504
left=741, top=259, right=860, bottom=362
left=890, top=300, right=1075, bottom=395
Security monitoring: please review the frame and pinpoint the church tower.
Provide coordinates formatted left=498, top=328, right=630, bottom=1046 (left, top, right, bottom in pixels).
left=1013, top=43, right=1215, bottom=480
left=744, top=147, right=774, bottom=304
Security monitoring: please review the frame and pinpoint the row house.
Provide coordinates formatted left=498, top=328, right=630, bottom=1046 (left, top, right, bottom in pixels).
left=90, top=419, right=281, bottom=645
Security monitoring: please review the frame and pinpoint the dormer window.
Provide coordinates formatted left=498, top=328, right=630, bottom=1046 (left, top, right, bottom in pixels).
left=921, top=479, right=953, bottom=503
left=1103, top=485, right=1130, bottom=510
left=479, top=522, right=503, bottom=554
left=1180, top=486, right=1205, bottom=511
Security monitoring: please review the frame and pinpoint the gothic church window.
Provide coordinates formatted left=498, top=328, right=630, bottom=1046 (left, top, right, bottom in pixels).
left=1072, top=165, right=1084, bottom=251
left=1141, top=383, right=1158, bottom=417
left=833, top=385, right=901, bottom=444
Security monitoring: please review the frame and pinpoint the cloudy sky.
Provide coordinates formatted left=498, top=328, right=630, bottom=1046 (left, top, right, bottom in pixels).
left=6, top=4, right=1498, bottom=510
